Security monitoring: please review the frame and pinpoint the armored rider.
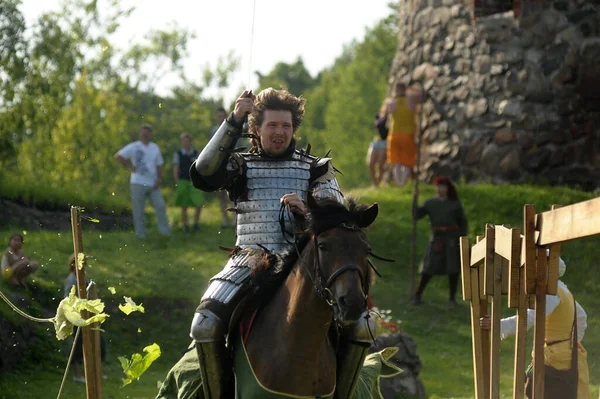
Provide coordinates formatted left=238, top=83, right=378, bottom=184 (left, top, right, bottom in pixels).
left=189, top=88, right=373, bottom=399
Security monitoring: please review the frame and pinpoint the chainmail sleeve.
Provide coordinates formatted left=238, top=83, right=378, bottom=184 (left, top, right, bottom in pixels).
left=310, top=157, right=344, bottom=204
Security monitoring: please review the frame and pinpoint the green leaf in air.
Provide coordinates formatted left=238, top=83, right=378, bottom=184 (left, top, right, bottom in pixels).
left=119, top=343, right=162, bottom=387
left=119, top=296, right=145, bottom=315
left=77, top=253, right=85, bottom=270
left=53, top=286, right=110, bottom=340
left=108, top=287, right=116, bottom=295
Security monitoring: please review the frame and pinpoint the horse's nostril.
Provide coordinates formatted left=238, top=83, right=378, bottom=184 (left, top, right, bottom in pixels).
left=339, top=296, right=347, bottom=307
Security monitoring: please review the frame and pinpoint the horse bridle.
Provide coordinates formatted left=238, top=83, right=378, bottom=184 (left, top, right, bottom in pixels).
left=311, top=224, right=368, bottom=306
left=278, top=203, right=391, bottom=307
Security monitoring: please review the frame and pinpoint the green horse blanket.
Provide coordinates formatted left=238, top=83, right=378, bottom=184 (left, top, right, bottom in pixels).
left=156, top=338, right=402, bottom=399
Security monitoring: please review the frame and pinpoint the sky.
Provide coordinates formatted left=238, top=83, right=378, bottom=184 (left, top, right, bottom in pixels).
left=18, top=0, right=393, bottom=104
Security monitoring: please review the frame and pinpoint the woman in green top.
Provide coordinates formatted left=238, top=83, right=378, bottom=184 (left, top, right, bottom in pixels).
left=411, top=176, right=468, bottom=309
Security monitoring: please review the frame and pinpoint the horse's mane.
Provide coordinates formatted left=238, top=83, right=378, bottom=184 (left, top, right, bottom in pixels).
left=251, top=197, right=369, bottom=305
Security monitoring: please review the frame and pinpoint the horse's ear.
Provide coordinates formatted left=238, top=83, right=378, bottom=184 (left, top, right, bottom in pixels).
left=358, top=203, right=378, bottom=228
left=306, top=193, right=319, bottom=211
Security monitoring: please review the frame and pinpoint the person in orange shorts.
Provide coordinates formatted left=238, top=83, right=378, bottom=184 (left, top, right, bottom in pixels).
left=386, top=82, right=422, bottom=186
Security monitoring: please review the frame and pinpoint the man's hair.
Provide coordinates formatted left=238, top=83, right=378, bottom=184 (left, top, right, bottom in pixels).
left=180, top=132, right=192, bottom=140
left=215, top=107, right=226, bottom=114
left=140, top=123, right=153, bottom=132
left=248, top=88, right=306, bottom=134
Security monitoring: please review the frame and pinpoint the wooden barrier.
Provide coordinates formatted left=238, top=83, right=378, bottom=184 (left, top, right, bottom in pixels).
left=461, top=197, right=600, bottom=399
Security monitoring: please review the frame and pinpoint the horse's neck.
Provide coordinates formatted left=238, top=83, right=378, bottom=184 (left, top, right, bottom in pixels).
left=244, top=247, right=336, bottom=395
left=262, top=248, right=333, bottom=350
left=282, top=255, right=334, bottom=344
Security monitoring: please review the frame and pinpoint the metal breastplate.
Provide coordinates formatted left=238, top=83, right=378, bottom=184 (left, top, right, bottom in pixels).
left=235, top=151, right=313, bottom=253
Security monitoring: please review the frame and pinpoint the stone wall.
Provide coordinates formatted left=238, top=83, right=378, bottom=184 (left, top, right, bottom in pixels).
left=391, top=0, right=600, bottom=189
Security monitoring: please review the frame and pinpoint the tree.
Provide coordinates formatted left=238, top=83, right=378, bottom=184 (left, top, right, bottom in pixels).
left=301, top=4, right=399, bottom=188
left=256, top=57, right=316, bottom=96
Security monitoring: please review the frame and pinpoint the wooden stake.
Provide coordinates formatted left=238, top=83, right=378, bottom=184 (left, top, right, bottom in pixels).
left=71, top=206, right=101, bottom=399
left=484, top=225, right=495, bottom=297
left=524, top=205, right=536, bottom=295
left=532, top=247, right=547, bottom=399
left=513, top=264, right=527, bottom=399
left=490, top=252, right=502, bottom=399
left=469, top=264, right=486, bottom=399
left=461, top=236, right=472, bottom=301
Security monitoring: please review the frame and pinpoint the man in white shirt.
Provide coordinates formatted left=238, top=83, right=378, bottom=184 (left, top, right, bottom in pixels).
left=115, top=123, right=171, bottom=238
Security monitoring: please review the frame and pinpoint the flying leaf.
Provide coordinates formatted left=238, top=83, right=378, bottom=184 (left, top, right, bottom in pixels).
left=137, top=328, right=142, bottom=333
left=86, top=217, right=100, bottom=223
left=77, top=253, right=85, bottom=270
left=119, top=343, right=161, bottom=387
left=53, top=286, right=109, bottom=340
left=119, top=297, right=145, bottom=315
left=108, top=287, right=116, bottom=295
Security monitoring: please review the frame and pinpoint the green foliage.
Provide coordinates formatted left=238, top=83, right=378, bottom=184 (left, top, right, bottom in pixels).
left=0, top=0, right=237, bottom=210
left=119, top=343, right=161, bottom=387
left=118, top=296, right=145, bottom=315
left=300, top=6, right=399, bottom=187
left=256, top=57, right=317, bottom=95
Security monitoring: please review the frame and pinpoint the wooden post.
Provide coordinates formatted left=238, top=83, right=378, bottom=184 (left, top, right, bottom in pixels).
left=469, top=260, right=486, bottom=398
left=532, top=247, right=547, bottom=399
left=460, top=236, right=471, bottom=302
left=545, top=205, right=563, bottom=295
left=71, top=206, right=102, bottom=399
left=480, top=232, right=491, bottom=398
left=506, top=229, right=526, bottom=399
left=490, top=251, right=502, bottom=399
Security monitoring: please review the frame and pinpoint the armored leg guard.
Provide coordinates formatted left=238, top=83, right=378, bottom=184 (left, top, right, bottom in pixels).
left=190, top=310, right=235, bottom=399
left=334, top=313, right=375, bottom=399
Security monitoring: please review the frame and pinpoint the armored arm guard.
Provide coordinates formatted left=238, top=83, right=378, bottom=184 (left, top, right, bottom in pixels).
left=195, top=114, right=244, bottom=177
left=310, top=158, right=344, bottom=204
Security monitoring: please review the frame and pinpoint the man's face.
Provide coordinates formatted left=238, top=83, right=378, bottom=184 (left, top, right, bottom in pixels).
left=180, top=135, right=191, bottom=148
left=215, top=110, right=226, bottom=124
left=139, top=127, right=152, bottom=143
left=436, top=183, right=448, bottom=199
left=257, top=110, right=293, bottom=156
left=395, top=84, right=406, bottom=97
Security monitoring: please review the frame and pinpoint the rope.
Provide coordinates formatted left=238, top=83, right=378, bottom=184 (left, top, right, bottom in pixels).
left=0, top=288, right=54, bottom=324
left=247, top=0, right=258, bottom=88
left=56, top=327, right=81, bottom=399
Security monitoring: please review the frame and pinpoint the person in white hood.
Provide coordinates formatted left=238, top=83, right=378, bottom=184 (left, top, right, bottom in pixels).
left=481, top=253, right=591, bottom=399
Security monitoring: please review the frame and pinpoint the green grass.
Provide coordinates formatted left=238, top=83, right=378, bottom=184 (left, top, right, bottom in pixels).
left=0, top=171, right=132, bottom=213
left=0, top=184, right=598, bottom=398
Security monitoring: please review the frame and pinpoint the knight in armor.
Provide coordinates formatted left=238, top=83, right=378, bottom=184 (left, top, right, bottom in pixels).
left=189, top=88, right=373, bottom=398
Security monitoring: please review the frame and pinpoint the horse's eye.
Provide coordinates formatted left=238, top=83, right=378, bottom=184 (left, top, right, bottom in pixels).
left=318, top=243, right=327, bottom=251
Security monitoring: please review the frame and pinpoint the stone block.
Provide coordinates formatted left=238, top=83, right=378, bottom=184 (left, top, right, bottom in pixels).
left=495, top=129, right=517, bottom=145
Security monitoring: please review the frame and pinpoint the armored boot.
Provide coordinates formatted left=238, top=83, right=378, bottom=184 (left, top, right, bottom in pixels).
left=334, top=313, right=375, bottom=399
left=191, top=310, right=235, bottom=398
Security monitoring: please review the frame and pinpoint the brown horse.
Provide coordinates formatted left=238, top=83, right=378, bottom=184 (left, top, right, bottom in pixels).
left=234, top=196, right=379, bottom=398
left=156, top=197, right=381, bottom=399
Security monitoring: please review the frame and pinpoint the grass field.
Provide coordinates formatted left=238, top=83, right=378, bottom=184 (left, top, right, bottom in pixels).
left=0, top=183, right=598, bottom=399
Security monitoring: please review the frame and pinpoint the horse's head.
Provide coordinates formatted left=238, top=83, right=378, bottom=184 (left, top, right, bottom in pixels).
left=306, top=195, right=378, bottom=325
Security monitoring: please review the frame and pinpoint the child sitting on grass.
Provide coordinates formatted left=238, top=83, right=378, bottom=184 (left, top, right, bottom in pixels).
left=1, top=232, right=39, bottom=288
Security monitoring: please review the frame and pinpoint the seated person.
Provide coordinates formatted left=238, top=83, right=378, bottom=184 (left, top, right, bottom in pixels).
left=1, top=233, right=39, bottom=288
